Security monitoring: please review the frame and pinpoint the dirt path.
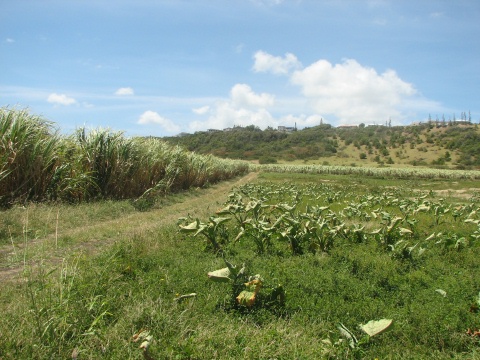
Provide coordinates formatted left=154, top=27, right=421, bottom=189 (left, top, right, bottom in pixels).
left=0, top=172, right=258, bottom=282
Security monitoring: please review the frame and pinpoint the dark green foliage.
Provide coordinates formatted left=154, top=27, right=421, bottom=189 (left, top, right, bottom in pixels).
left=164, top=122, right=480, bottom=169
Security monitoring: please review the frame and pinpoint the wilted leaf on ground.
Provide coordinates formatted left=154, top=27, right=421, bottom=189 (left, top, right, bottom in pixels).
left=178, top=219, right=199, bottom=232
left=207, top=267, right=231, bottom=282
left=360, top=319, right=393, bottom=337
left=236, top=277, right=263, bottom=307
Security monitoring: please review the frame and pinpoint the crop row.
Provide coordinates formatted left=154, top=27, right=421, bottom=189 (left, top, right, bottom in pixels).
left=255, top=163, right=480, bottom=180
left=0, top=108, right=249, bottom=207
left=180, top=181, right=480, bottom=259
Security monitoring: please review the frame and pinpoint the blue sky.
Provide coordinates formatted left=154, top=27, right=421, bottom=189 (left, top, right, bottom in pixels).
left=1, top=0, right=479, bottom=136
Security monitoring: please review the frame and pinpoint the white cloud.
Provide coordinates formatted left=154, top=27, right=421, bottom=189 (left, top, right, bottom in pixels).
left=189, top=103, right=276, bottom=132
left=192, top=105, right=210, bottom=115
left=231, top=84, right=275, bottom=108
left=253, top=51, right=302, bottom=75
left=279, top=113, right=327, bottom=128
left=188, top=84, right=277, bottom=131
left=115, top=87, right=134, bottom=96
left=6, top=38, right=15, bottom=43
left=187, top=52, right=430, bottom=132
left=47, top=93, right=77, bottom=106
left=137, top=111, right=181, bottom=133
left=290, top=58, right=417, bottom=124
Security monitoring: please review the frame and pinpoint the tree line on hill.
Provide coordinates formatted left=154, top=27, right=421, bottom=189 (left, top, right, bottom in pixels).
left=163, top=122, right=480, bottom=168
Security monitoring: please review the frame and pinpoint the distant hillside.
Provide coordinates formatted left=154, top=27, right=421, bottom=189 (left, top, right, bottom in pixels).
left=163, top=122, right=480, bottom=169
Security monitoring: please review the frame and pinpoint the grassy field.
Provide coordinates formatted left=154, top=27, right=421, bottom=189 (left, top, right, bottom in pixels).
left=1, top=171, right=479, bottom=359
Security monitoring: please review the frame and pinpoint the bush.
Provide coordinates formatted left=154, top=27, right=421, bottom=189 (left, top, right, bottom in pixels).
left=259, top=156, right=278, bottom=164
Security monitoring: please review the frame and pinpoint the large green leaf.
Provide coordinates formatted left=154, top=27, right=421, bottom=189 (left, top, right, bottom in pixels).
left=360, top=319, right=393, bottom=337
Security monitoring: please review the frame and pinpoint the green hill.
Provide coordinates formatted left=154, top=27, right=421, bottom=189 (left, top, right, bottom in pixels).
left=163, top=122, right=480, bottom=169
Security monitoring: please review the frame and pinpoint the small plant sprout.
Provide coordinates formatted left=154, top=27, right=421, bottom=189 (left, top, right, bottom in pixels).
left=132, top=329, right=154, bottom=360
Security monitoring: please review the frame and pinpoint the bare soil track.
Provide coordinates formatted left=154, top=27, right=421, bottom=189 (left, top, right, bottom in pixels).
left=0, top=172, right=258, bottom=283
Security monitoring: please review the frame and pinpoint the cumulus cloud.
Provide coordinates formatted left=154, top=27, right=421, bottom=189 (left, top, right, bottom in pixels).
left=188, top=84, right=277, bottom=132
left=188, top=51, right=426, bottom=132
left=137, top=111, right=181, bottom=133
left=115, top=87, right=134, bottom=96
left=47, top=93, right=77, bottom=106
left=253, top=51, right=301, bottom=75
left=290, top=58, right=417, bottom=124
left=192, top=105, right=210, bottom=115
left=279, top=113, right=327, bottom=128
left=231, top=84, right=274, bottom=108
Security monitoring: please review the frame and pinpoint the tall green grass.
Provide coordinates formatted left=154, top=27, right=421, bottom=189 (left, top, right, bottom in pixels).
left=0, top=108, right=60, bottom=206
left=0, top=108, right=250, bottom=207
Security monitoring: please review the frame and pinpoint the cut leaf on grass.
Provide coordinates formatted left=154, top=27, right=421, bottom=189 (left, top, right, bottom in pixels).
left=174, top=293, right=197, bottom=302
left=207, top=267, right=231, bottom=282
left=360, top=319, right=393, bottom=337
left=435, top=289, right=447, bottom=297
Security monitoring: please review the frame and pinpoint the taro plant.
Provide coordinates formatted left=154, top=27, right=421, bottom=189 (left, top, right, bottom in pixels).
left=216, top=191, right=248, bottom=225
left=434, top=232, right=469, bottom=251
left=277, top=215, right=305, bottom=255
left=236, top=216, right=281, bottom=254
left=207, top=258, right=285, bottom=310
left=346, top=224, right=367, bottom=244
left=178, top=216, right=231, bottom=253
left=232, top=198, right=283, bottom=254
left=370, top=213, right=412, bottom=253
